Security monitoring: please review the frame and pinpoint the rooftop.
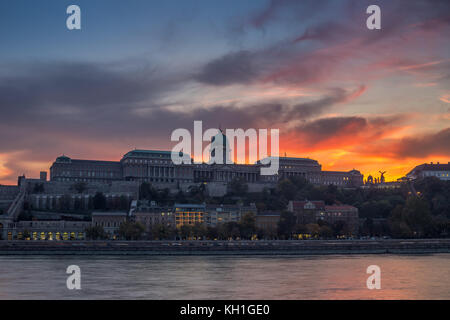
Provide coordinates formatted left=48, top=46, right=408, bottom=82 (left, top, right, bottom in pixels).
left=92, top=211, right=127, bottom=216
left=408, top=163, right=450, bottom=174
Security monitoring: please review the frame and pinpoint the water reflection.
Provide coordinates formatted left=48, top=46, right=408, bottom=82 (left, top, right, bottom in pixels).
left=0, top=254, right=448, bottom=299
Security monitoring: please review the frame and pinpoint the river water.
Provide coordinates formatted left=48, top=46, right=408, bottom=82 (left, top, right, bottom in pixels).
left=0, top=254, right=448, bottom=299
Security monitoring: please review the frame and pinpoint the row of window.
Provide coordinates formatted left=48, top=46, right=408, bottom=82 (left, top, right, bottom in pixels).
left=124, top=159, right=173, bottom=165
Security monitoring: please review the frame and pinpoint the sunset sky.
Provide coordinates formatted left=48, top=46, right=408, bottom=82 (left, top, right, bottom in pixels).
left=0, top=0, right=449, bottom=184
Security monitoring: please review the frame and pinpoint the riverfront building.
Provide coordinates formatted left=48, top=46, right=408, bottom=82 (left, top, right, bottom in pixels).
left=174, top=203, right=206, bottom=227
left=205, top=203, right=257, bottom=227
left=288, top=200, right=359, bottom=234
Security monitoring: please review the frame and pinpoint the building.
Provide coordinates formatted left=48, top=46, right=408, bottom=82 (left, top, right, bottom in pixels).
left=91, top=212, right=127, bottom=236
left=255, top=212, right=280, bottom=235
left=288, top=201, right=359, bottom=234
left=50, top=155, right=122, bottom=183
left=48, top=150, right=364, bottom=194
left=320, top=205, right=359, bottom=234
left=205, top=203, right=257, bottom=226
left=406, top=162, right=450, bottom=181
left=47, top=131, right=364, bottom=194
left=288, top=200, right=326, bottom=225
left=132, top=203, right=175, bottom=232
left=174, top=203, right=206, bottom=227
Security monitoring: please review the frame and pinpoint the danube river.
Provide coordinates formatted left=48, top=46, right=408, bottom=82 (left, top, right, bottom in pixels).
left=0, top=254, right=448, bottom=299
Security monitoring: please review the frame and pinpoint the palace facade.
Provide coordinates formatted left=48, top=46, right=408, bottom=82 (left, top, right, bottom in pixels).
left=49, top=149, right=364, bottom=190
left=48, top=131, right=363, bottom=191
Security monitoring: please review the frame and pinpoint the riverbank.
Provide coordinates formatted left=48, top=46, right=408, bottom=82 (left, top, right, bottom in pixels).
left=0, top=239, right=449, bottom=255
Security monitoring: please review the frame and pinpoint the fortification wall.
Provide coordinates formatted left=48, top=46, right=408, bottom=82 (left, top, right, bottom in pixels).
left=26, top=180, right=139, bottom=196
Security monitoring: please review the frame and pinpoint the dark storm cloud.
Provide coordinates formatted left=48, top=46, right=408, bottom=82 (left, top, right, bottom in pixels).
left=200, top=0, right=450, bottom=89
left=286, top=86, right=366, bottom=120
left=194, top=51, right=259, bottom=86
left=0, top=60, right=190, bottom=156
left=152, top=85, right=363, bottom=129
left=284, top=114, right=409, bottom=147
left=0, top=61, right=183, bottom=119
left=293, top=116, right=368, bottom=144
left=393, top=128, right=450, bottom=158
left=0, top=59, right=360, bottom=150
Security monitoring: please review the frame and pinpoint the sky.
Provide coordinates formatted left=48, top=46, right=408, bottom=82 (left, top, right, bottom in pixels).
left=0, top=0, right=449, bottom=184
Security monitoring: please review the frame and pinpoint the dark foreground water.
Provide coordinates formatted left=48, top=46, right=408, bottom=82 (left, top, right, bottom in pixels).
left=0, top=254, right=448, bottom=299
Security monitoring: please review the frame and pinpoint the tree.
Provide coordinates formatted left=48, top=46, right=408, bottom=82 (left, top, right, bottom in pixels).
left=277, top=211, right=296, bottom=239
left=188, top=184, right=206, bottom=203
left=332, top=220, right=349, bottom=237
left=192, top=223, right=207, bottom=239
left=277, top=179, right=297, bottom=201
left=118, top=221, right=146, bottom=240
left=206, top=226, right=218, bottom=240
left=389, top=197, right=433, bottom=238
left=139, top=182, right=157, bottom=200
left=179, top=224, right=193, bottom=240
left=93, top=192, right=107, bottom=211
left=401, top=197, right=432, bottom=237
left=319, top=225, right=334, bottom=239
left=239, top=212, right=256, bottom=239
left=22, top=229, right=31, bottom=240
left=85, top=225, right=108, bottom=240
left=306, top=223, right=321, bottom=238
left=228, top=177, right=248, bottom=197
left=151, top=224, right=175, bottom=240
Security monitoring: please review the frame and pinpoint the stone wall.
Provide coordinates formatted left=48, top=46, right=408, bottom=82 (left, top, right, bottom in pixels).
left=26, top=180, right=139, bottom=196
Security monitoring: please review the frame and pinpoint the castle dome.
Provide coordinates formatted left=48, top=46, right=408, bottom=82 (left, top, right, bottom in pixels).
left=56, top=155, right=71, bottom=163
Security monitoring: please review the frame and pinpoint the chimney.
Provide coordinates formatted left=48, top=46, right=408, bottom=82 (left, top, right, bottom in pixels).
left=40, top=171, right=47, bottom=181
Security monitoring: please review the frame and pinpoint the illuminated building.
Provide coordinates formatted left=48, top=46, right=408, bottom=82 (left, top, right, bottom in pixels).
left=406, top=162, right=450, bottom=181
left=174, top=204, right=206, bottom=227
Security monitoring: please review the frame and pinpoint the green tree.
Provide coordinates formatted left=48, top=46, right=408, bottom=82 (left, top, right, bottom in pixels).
left=402, top=196, right=433, bottom=237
